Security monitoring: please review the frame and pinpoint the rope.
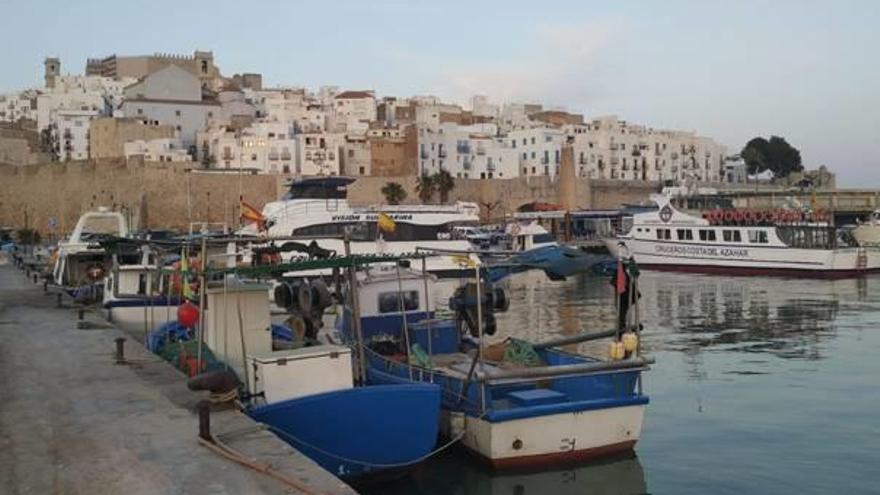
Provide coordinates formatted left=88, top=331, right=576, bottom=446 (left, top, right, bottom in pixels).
left=209, top=389, right=238, bottom=404
left=198, top=434, right=327, bottom=495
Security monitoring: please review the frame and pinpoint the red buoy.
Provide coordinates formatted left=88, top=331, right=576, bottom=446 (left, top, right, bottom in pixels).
left=177, top=301, right=200, bottom=328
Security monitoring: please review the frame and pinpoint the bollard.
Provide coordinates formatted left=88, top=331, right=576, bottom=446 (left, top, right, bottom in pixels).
left=114, top=337, right=126, bottom=364
left=32, top=273, right=38, bottom=284
left=78, top=309, right=85, bottom=321
left=56, top=293, right=62, bottom=308
left=43, top=280, right=48, bottom=293
left=197, top=400, right=212, bottom=441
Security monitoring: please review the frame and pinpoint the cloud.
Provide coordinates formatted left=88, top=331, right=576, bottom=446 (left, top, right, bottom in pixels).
left=437, top=20, right=617, bottom=108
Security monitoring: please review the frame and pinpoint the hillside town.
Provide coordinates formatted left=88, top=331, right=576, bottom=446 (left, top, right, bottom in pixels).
left=0, top=50, right=739, bottom=183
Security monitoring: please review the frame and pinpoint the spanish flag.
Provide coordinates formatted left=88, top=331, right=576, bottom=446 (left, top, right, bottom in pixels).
left=378, top=212, right=396, bottom=233
left=240, top=200, right=266, bottom=231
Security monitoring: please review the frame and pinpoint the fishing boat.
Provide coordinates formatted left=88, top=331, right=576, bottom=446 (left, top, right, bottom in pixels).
left=336, top=262, right=652, bottom=468
left=239, top=176, right=480, bottom=277
left=101, top=244, right=181, bottom=335
left=605, top=194, right=880, bottom=278
left=184, top=259, right=443, bottom=481
left=52, top=207, right=129, bottom=295
left=853, top=209, right=880, bottom=246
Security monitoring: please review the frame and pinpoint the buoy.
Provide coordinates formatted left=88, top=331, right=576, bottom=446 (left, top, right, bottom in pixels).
left=621, top=331, right=639, bottom=352
left=608, top=340, right=626, bottom=360
left=177, top=301, right=200, bottom=328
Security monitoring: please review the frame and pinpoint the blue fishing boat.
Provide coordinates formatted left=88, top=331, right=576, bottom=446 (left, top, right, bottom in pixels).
left=337, top=263, right=652, bottom=468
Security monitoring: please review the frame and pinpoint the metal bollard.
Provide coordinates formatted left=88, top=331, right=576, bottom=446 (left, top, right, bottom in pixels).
left=114, top=337, right=126, bottom=364
left=197, top=400, right=212, bottom=441
left=56, top=293, right=62, bottom=308
left=43, top=280, right=48, bottom=293
left=32, top=273, right=38, bottom=284
left=78, top=309, right=85, bottom=321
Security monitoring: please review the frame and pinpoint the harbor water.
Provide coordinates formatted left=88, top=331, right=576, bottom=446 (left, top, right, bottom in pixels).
left=362, top=270, right=880, bottom=495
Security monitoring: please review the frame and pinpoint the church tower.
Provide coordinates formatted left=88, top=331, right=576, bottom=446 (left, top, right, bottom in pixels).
left=44, top=57, right=60, bottom=89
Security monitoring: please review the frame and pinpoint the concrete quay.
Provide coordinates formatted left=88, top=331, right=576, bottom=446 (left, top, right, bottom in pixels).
left=0, top=265, right=358, bottom=495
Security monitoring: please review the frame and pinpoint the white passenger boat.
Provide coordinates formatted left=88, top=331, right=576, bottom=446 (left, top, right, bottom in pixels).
left=605, top=195, right=880, bottom=278
left=240, top=177, right=480, bottom=277
left=52, top=207, right=129, bottom=291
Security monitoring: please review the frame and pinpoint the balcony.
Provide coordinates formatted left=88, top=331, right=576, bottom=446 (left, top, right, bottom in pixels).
left=609, top=143, right=619, bottom=151
left=475, top=146, right=486, bottom=155
left=456, top=145, right=471, bottom=154
left=268, top=152, right=279, bottom=161
left=610, top=157, right=619, bottom=165
left=438, top=149, right=447, bottom=158
left=281, top=151, right=292, bottom=161
left=463, top=160, right=472, bottom=170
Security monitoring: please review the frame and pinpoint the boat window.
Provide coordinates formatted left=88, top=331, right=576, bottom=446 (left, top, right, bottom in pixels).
left=698, top=229, right=716, bottom=242
left=533, top=233, right=554, bottom=244
left=293, top=221, right=459, bottom=242
left=378, top=291, right=420, bottom=313
left=656, top=228, right=671, bottom=240
left=722, top=230, right=742, bottom=243
left=748, top=230, right=769, bottom=244
left=676, top=229, right=694, bottom=241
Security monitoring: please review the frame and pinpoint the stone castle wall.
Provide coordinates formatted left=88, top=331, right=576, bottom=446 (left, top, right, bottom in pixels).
left=0, top=159, right=658, bottom=234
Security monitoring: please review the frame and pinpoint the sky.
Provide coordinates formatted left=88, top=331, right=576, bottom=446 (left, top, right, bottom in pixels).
left=2, top=0, right=878, bottom=185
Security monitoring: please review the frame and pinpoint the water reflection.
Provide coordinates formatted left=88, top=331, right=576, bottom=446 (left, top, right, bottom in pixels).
left=359, top=450, right=646, bottom=495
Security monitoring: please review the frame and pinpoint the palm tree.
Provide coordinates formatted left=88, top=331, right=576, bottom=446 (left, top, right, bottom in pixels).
left=381, top=182, right=407, bottom=205
left=415, top=174, right=435, bottom=203
left=433, top=169, right=455, bottom=204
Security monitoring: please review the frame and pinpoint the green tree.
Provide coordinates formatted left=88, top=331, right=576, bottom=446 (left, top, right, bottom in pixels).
left=433, top=169, right=455, bottom=203
left=381, top=181, right=407, bottom=205
left=415, top=174, right=436, bottom=203
left=741, top=136, right=803, bottom=178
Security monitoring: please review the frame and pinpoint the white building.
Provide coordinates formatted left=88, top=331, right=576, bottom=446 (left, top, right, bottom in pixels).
left=331, top=90, right=376, bottom=133
left=120, top=65, right=219, bottom=150
left=296, top=131, right=343, bottom=176
left=568, top=115, right=727, bottom=182
left=124, top=138, right=191, bottom=162
left=0, top=90, right=38, bottom=123
left=49, top=108, right=100, bottom=161
left=417, top=123, right=518, bottom=179
left=507, top=126, right=565, bottom=178
left=200, top=121, right=297, bottom=174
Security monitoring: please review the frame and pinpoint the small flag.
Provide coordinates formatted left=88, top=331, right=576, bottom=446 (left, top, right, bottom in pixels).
left=240, top=200, right=266, bottom=231
left=378, top=212, right=396, bottom=233
left=615, top=260, right=627, bottom=295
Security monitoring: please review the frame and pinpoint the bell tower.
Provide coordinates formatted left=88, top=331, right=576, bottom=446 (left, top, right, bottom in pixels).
left=44, top=57, right=60, bottom=89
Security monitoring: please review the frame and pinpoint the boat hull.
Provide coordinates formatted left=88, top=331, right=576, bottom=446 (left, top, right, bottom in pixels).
left=447, top=402, right=645, bottom=469
left=103, top=298, right=180, bottom=334
left=607, top=237, right=880, bottom=278
left=249, top=384, right=442, bottom=480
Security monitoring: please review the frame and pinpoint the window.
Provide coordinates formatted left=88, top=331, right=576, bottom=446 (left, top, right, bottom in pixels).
left=175, top=110, right=181, bottom=117
left=676, top=229, right=694, bottom=241
left=698, top=229, right=716, bottom=241
left=748, top=230, right=768, bottom=244
left=359, top=166, right=365, bottom=174
left=531, top=137, right=536, bottom=144
left=656, top=228, right=671, bottom=240
left=207, top=111, right=213, bottom=118
left=137, top=108, right=143, bottom=115
left=723, top=230, right=742, bottom=242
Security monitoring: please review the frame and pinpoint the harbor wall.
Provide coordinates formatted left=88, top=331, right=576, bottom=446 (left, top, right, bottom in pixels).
left=0, top=159, right=659, bottom=233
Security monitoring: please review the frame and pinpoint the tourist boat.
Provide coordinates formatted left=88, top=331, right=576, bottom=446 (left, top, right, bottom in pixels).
left=335, top=263, right=652, bottom=468
left=187, top=269, right=442, bottom=481
left=605, top=194, right=880, bottom=278
left=239, top=176, right=480, bottom=277
left=853, top=209, right=880, bottom=246
left=52, top=207, right=129, bottom=295
left=101, top=245, right=181, bottom=335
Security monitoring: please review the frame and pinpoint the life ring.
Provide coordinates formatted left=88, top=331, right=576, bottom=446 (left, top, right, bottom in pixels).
left=723, top=210, right=735, bottom=223
left=746, top=210, right=757, bottom=224
left=734, top=210, right=744, bottom=223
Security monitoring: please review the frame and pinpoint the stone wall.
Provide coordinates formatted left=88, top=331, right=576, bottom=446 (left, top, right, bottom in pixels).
left=0, top=159, right=660, bottom=233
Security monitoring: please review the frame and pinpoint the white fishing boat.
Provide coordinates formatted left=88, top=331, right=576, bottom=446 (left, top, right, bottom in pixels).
left=240, top=177, right=479, bottom=277
left=52, top=207, right=129, bottom=291
left=852, top=209, right=880, bottom=246
left=606, top=195, right=880, bottom=278
left=101, top=245, right=180, bottom=335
